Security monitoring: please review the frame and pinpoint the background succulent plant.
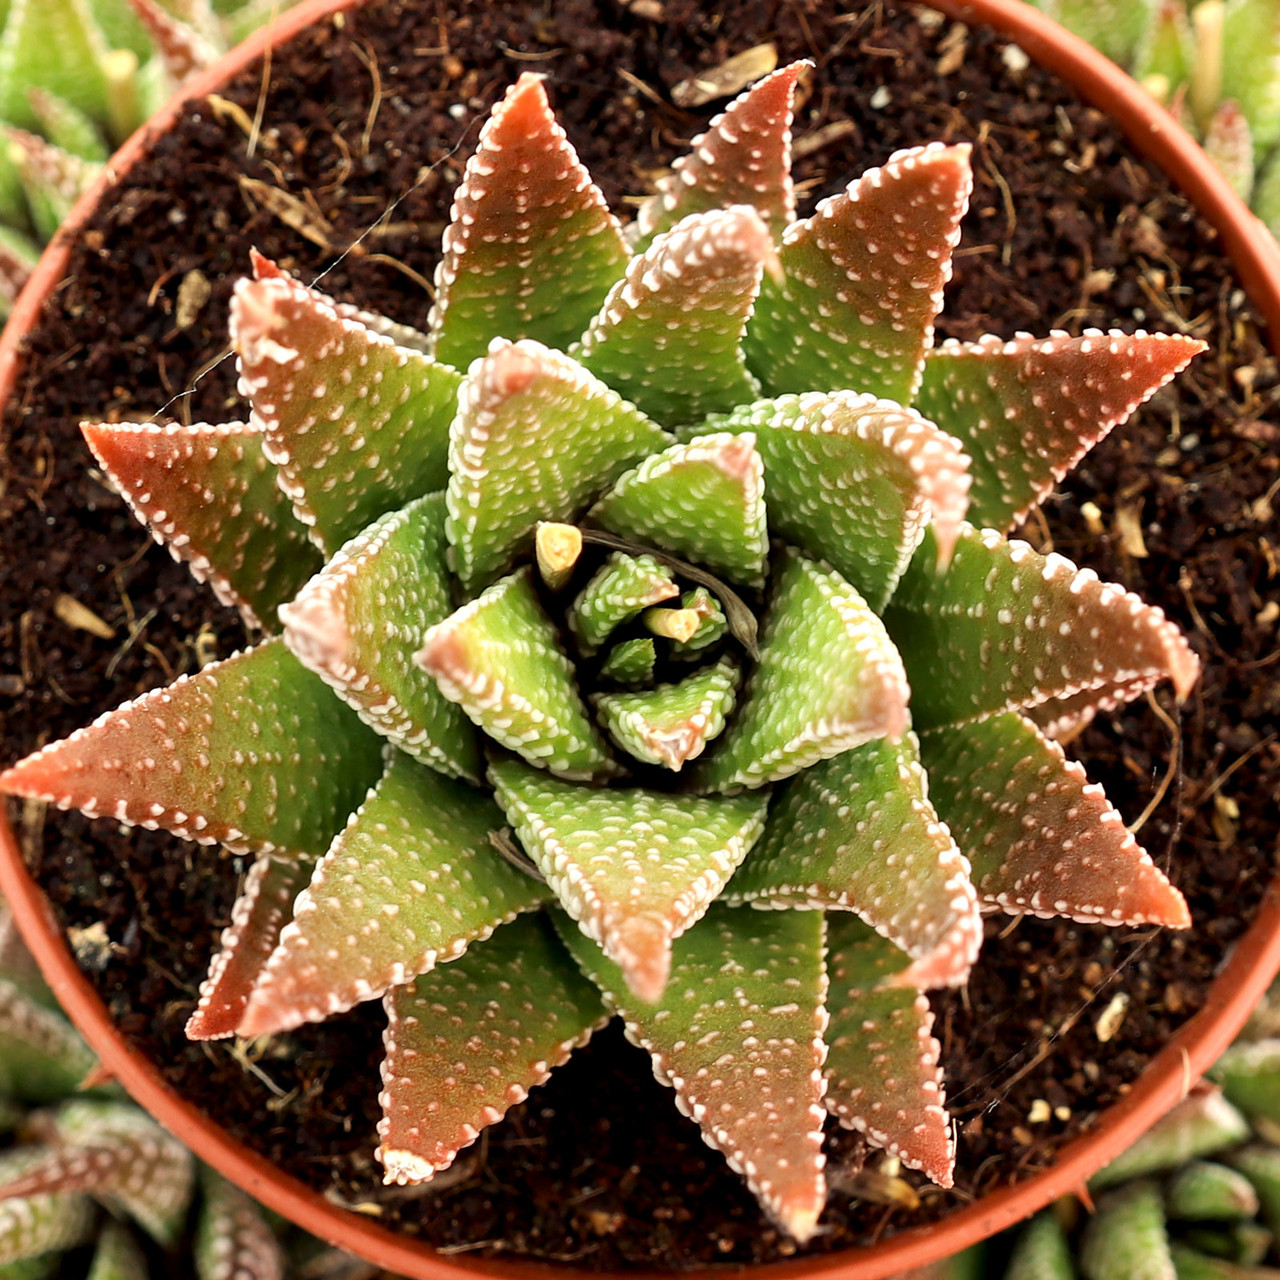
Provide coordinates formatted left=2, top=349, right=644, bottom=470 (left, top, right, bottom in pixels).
left=898, top=983, right=1280, bottom=1280
left=0, top=0, right=296, bottom=317
left=1025, top=0, right=1280, bottom=233
left=0, top=64, right=1206, bottom=1240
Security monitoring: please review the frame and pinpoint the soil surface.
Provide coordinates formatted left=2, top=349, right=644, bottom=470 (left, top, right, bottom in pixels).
left=2, top=0, right=1279, bottom=1270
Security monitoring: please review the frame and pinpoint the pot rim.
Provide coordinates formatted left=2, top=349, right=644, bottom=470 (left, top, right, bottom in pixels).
left=1, top=1, right=1279, bottom=1276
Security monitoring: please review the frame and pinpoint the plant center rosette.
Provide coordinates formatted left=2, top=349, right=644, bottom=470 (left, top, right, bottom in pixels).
left=0, top=66, right=1207, bottom=1242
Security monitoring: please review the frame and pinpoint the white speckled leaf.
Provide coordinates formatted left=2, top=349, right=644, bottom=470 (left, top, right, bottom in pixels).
left=703, top=391, right=971, bottom=607
left=0, top=980, right=96, bottom=1102
left=726, top=733, right=981, bottom=989
left=490, top=757, right=767, bottom=1003
left=0, top=0, right=109, bottom=130
left=237, top=750, right=550, bottom=1037
left=16, top=1101, right=195, bottom=1246
left=573, top=207, right=767, bottom=424
left=919, top=712, right=1190, bottom=928
left=1203, top=100, right=1255, bottom=200
left=600, top=637, right=657, bottom=685
left=594, top=658, right=740, bottom=771
left=823, top=914, right=954, bottom=1186
left=555, top=904, right=829, bottom=1243
left=692, top=550, right=909, bottom=792
left=82, top=420, right=322, bottom=630
left=128, top=0, right=217, bottom=84
left=744, top=143, right=972, bottom=403
left=194, top=1171, right=284, bottom=1280
left=7, top=126, right=98, bottom=240
left=186, top=855, right=310, bottom=1042
left=883, top=525, right=1201, bottom=731
left=671, top=587, right=728, bottom=660
left=634, top=62, right=804, bottom=247
left=280, top=493, right=481, bottom=781
left=914, top=330, right=1204, bottom=530
left=429, top=73, right=630, bottom=368
left=0, top=638, right=384, bottom=858
left=1221, top=0, right=1280, bottom=159
left=377, top=913, right=604, bottom=1185
left=0, top=1150, right=94, bottom=1266
left=230, top=256, right=462, bottom=555
left=568, top=552, right=677, bottom=654
left=589, top=433, right=769, bottom=590
left=445, top=339, right=671, bottom=590
left=418, top=568, right=616, bottom=781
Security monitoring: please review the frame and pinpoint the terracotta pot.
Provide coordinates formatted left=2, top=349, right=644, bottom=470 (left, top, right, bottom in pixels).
left=1, top=1, right=1278, bottom=1276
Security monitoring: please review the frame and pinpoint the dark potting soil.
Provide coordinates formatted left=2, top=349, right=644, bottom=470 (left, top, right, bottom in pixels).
left=1, top=0, right=1278, bottom=1269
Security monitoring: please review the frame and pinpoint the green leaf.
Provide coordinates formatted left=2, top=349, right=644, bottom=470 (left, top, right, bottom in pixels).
left=230, top=255, right=462, bottom=555
left=0, top=0, right=110, bottom=130
left=594, top=658, right=739, bottom=771
left=86, top=1220, right=147, bottom=1280
left=429, top=73, right=630, bottom=368
left=633, top=61, right=803, bottom=248
left=1221, top=0, right=1280, bottom=158
left=1166, top=1162, right=1260, bottom=1222
left=691, top=550, right=909, bottom=792
left=379, top=914, right=604, bottom=1184
left=1169, top=1241, right=1280, bottom=1279
left=491, top=757, right=767, bottom=1002
left=186, top=855, right=310, bottom=1041
left=726, top=733, right=981, bottom=988
left=1228, top=1146, right=1280, bottom=1237
left=556, top=904, right=829, bottom=1242
left=25, top=89, right=106, bottom=161
left=914, top=331, right=1204, bottom=531
left=5, top=128, right=97, bottom=242
left=600, top=637, right=656, bottom=685
left=1052, top=0, right=1159, bottom=64
left=82, top=420, right=322, bottom=631
left=1203, top=100, right=1255, bottom=200
left=743, top=143, right=972, bottom=403
left=884, top=525, right=1200, bottom=732
left=1212, top=1039, right=1280, bottom=1125
left=444, top=339, right=671, bottom=591
left=128, top=0, right=217, bottom=87
left=0, top=980, right=96, bottom=1102
left=671, top=587, right=727, bottom=660
left=568, top=552, right=677, bottom=654
left=704, top=391, right=970, bottom=608
left=238, top=750, right=550, bottom=1036
left=0, top=637, right=385, bottom=860
left=920, top=712, right=1190, bottom=928
left=0, top=1155, right=94, bottom=1266
left=1006, top=1212, right=1077, bottom=1280
left=823, top=915, right=953, bottom=1185
left=573, top=208, right=767, bottom=424
left=588, top=433, right=768, bottom=590
left=280, top=494, right=481, bottom=781
left=418, top=568, right=617, bottom=781
left=1134, top=0, right=1192, bottom=91
left=1081, top=1181, right=1175, bottom=1280
left=194, top=1170, right=285, bottom=1280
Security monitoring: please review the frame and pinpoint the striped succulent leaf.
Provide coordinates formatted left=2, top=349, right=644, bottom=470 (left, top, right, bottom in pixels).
left=1, top=63, right=1204, bottom=1236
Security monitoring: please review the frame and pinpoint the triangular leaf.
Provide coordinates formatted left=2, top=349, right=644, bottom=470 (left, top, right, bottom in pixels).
left=726, top=733, right=981, bottom=988
left=0, top=1152, right=94, bottom=1266
left=491, top=757, right=767, bottom=1002
left=231, top=256, right=462, bottom=555
left=634, top=61, right=805, bottom=248
left=237, top=750, right=550, bottom=1037
left=86, top=1219, right=148, bottom=1280
left=744, top=143, right=972, bottom=403
left=600, top=637, right=656, bottom=686
left=82, top=420, right=322, bottom=631
left=823, top=914, right=953, bottom=1185
left=279, top=494, right=481, bottom=781
left=0, top=0, right=110, bottom=130
left=26, top=89, right=107, bottom=162
left=557, top=904, right=829, bottom=1243
left=126, top=0, right=217, bottom=85
left=573, top=207, right=767, bottom=424
left=194, top=1170, right=286, bottom=1280
left=444, top=339, right=671, bottom=590
left=691, top=550, right=909, bottom=792
left=704, top=391, right=971, bottom=607
left=0, top=980, right=96, bottom=1102
left=429, top=73, right=630, bottom=368
left=5, top=127, right=97, bottom=242
left=186, top=855, right=310, bottom=1041
left=1080, top=1181, right=1174, bottom=1280
left=919, top=712, right=1190, bottom=927
left=1203, top=99, right=1255, bottom=200
left=914, top=330, right=1205, bottom=530
left=378, top=914, right=604, bottom=1184
left=588, top=433, right=769, bottom=590
left=1221, top=0, right=1280, bottom=159
left=884, top=525, right=1200, bottom=731
left=418, top=568, right=617, bottom=781
left=0, top=638, right=384, bottom=858
left=1052, top=0, right=1157, bottom=65
left=568, top=551, right=677, bottom=654
left=594, top=658, right=739, bottom=771
left=671, top=587, right=727, bottom=660
left=1134, top=0, right=1192, bottom=89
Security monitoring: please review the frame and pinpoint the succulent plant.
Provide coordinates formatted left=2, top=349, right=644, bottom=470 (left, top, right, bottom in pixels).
left=0, top=0, right=296, bottom=315
left=1027, top=0, right=1280, bottom=227
left=901, top=984, right=1280, bottom=1280
left=0, top=901, right=338, bottom=1279
left=0, top=64, right=1206, bottom=1241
